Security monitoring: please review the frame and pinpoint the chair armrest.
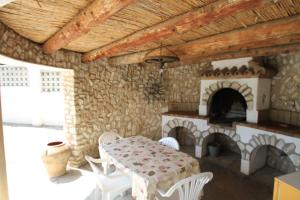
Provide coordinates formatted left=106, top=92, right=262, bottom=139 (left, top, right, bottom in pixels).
left=157, top=188, right=175, bottom=198
left=106, top=171, right=130, bottom=180
left=85, top=155, right=106, bottom=164
left=85, top=155, right=129, bottom=179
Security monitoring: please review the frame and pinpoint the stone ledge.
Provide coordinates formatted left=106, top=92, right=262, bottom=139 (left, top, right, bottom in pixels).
left=235, top=121, right=300, bottom=139
left=162, top=111, right=209, bottom=120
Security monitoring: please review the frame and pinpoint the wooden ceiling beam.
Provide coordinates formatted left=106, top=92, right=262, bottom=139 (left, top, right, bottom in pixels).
left=42, top=0, right=135, bottom=54
left=82, top=0, right=272, bottom=62
left=174, top=43, right=300, bottom=66
left=107, top=15, right=300, bottom=65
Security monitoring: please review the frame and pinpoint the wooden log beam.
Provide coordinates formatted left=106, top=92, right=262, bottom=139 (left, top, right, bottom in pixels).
left=108, top=15, right=300, bottom=65
left=43, top=0, right=135, bottom=54
left=82, top=0, right=272, bottom=62
left=174, top=43, right=300, bottom=66
left=109, top=41, right=300, bottom=66
left=172, top=33, right=300, bottom=63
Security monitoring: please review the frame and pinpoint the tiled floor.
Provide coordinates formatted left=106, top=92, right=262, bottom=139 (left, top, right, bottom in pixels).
left=3, top=125, right=277, bottom=200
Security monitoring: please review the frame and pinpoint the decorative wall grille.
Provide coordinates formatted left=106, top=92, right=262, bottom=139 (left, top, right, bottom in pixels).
left=0, top=66, right=29, bottom=87
left=41, top=71, right=62, bottom=92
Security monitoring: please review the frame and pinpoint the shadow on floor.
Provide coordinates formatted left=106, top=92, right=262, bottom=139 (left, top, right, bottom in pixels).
left=50, top=169, right=83, bottom=184
left=200, top=156, right=274, bottom=200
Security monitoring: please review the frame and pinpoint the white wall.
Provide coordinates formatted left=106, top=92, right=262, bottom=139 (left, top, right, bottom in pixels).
left=0, top=66, right=65, bottom=126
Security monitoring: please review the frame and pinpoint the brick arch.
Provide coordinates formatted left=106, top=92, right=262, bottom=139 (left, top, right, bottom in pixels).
left=162, top=118, right=200, bottom=139
left=197, top=126, right=244, bottom=158
left=244, top=134, right=300, bottom=171
left=202, top=81, right=254, bottom=110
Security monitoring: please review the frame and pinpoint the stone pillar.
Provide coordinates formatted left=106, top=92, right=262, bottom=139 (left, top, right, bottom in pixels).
left=62, top=70, right=80, bottom=167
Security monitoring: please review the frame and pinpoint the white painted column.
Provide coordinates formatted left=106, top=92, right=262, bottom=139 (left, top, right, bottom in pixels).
left=198, top=105, right=208, bottom=116
left=246, top=110, right=258, bottom=123
left=0, top=91, right=9, bottom=200
left=240, top=160, right=251, bottom=175
left=195, top=145, right=202, bottom=158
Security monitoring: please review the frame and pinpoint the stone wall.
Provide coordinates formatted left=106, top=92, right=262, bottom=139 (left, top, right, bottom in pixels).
left=1, top=20, right=299, bottom=166
left=0, top=22, right=85, bottom=166
left=0, top=22, right=209, bottom=166
left=164, top=64, right=209, bottom=111
left=264, top=52, right=300, bottom=126
left=73, top=62, right=210, bottom=163
left=73, top=63, right=165, bottom=161
left=267, top=52, right=300, bottom=172
left=266, top=52, right=300, bottom=173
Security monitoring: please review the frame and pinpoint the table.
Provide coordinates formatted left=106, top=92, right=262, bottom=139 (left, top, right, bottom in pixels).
left=273, top=171, right=300, bottom=200
left=99, top=136, right=200, bottom=200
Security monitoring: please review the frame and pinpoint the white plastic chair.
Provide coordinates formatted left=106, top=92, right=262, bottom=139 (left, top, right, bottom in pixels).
left=85, top=155, right=131, bottom=200
left=98, top=132, right=122, bottom=145
left=98, top=132, right=123, bottom=174
left=156, top=172, right=213, bottom=200
left=159, top=137, right=180, bottom=151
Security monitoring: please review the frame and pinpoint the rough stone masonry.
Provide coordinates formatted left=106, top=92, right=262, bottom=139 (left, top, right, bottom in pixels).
left=0, top=21, right=300, bottom=167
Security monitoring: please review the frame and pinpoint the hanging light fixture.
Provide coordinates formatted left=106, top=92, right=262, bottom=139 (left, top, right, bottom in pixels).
left=144, top=43, right=179, bottom=76
left=144, top=2, right=179, bottom=76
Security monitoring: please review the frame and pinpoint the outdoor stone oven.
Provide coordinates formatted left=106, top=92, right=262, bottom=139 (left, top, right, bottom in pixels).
left=199, top=77, right=272, bottom=124
left=162, top=58, right=300, bottom=175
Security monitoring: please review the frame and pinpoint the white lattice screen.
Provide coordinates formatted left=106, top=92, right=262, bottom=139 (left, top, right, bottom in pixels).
left=41, top=71, right=62, bottom=92
left=0, top=66, right=29, bottom=87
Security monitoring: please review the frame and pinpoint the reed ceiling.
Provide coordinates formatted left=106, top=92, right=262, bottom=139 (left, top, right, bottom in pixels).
left=0, top=0, right=300, bottom=63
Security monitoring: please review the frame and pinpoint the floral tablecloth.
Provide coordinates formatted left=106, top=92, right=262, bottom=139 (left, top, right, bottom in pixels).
left=99, top=136, right=200, bottom=200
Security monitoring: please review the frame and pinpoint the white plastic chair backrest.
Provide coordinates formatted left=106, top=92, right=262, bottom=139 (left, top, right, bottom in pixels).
left=161, top=172, right=213, bottom=200
left=98, top=132, right=122, bottom=145
left=159, top=137, right=180, bottom=150
left=85, top=155, right=105, bottom=190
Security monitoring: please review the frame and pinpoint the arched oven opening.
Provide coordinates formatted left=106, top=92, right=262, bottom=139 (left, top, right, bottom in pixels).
left=250, top=145, right=296, bottom=187
left=168, top=127, right=195, bottom=156
left=209, top=88, right=247, bottom=125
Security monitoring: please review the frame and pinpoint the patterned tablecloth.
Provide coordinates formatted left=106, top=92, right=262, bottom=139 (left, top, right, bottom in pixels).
left=99, top=136, right=200, bottom=200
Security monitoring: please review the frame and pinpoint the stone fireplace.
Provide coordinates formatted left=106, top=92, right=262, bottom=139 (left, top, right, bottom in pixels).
left=162, top=57, right=300, bottom=175
left=199, top=77, right=272, bottom=124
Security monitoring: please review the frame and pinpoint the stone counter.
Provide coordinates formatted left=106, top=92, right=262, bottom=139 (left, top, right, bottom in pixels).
left=235, top=121, right=300, bottom=139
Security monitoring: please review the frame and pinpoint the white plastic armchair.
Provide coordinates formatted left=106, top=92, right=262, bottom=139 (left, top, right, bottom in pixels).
left=159, top=137, right=180, bottom=151
left=85, top=155, right=131, bottom=200
left=98, top=132, right=122, bottom=145
left=156, top=172, right=213, bottom=200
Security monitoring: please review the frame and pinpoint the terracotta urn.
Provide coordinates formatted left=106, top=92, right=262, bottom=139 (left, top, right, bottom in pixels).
left=41, top=141, right=71, bottom=178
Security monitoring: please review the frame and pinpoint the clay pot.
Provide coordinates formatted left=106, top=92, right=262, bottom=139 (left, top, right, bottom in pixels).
left=41, top=141, right=71, bottom=178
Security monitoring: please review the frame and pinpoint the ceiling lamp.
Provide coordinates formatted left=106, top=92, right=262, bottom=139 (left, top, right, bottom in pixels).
left=144, top=44, right=179, bottom=76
